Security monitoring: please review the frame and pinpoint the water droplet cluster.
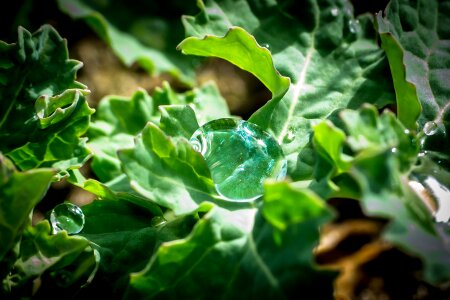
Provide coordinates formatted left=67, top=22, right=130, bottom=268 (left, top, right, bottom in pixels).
left=190, top=118, right=287, bottom=201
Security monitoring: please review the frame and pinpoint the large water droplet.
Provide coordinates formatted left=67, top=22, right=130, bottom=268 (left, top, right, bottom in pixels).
left=50, top=203, right=85, bottom=234
left=423, top=121, right=438, bottom=136
left=348, top=19, right=360, bottom=34
left=190, top=118, right=287, bottom=201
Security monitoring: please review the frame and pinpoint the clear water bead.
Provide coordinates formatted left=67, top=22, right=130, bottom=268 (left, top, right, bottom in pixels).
left=190, top=118, right=287, bottom=201
left=50, top=203, right=85, bottom=234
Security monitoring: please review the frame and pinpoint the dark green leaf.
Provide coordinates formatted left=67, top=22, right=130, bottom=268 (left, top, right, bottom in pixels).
left=0, top=154, right=54, bottom=261
left=78, top=199, right=197, bottom=298
left=0, top=25, right=94, bottom=176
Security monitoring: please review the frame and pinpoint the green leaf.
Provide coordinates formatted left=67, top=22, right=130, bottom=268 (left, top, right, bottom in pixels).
left=126, top=183, right=335, bottom=299
left=178, top=26, right=290, bottom=100
left=67, top=169, right=163, bottom=215
left=88, top=89, right=157, bottom=182
left=118, top=122, right=219, bottom=215
left=376, top=0, right=450, bottom=133
left=182, top=0, right=395, bottom=180
left=14, top=221, right=90, bottom=281
left=0, top=25, right=94, bottom=175
left=311, top=105, right=450, bottom=284
left=351, top=152, right=450, bottom=284
left=153, top=81, right=230, bottom=125
left=0, top=154, right=54, bottom=261
left=78, top=199, right=196, bottom=298
left=57, top=0, right=197, bottom=84
left=159, top=105, right=199, bottom=139
left=88, top=83, right=229, bottom=182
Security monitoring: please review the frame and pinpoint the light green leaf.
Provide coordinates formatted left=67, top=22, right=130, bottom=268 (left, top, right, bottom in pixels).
left=118, top=122, right=219, bottom=215
left=88, top=89, right=156, bottom=182
left=178, top=26, right=290, bottom=100
left=0, top=25, right=94, bottom=175
left=153, top=81, right=230, bottom=125
left=126, top=183, right=335, bottom=299
left=0, top=154, right=54, bottom=261
left=57, top=0, right=197, bottom=84
left=159, top=105, right=199, bottom=139
left=182, top=0, right=395, bottom=180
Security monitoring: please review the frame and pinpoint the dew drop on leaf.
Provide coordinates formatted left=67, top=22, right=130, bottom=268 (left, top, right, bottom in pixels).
left=331, top=7, right=339, bottom=17
left=348, top=19, right=360, bottom=34
left=151, top=216, right=167, bottom=227
left=50, top=203, right=85, bottom=234
left=423, top=121, right=438, bottom=136
left=190, top=118, right=287, bottom=201
left=261, top=43, right=270, bottom=49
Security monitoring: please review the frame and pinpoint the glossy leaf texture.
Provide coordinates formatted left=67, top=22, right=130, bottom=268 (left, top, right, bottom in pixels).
left=0, top=154, right=54, bottom=263
left=0, top=25, right=94, bottom=176
left=126, top=183, right=335, bottom=299
left=312, top=105, right=450, bottom=284
left=181, top=0, right=395, bottom=180
left=57, top=0, right=198, bottom=85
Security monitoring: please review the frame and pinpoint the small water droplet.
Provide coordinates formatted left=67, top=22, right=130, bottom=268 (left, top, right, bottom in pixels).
left=348, top=19, right=360, bottom=34
left=284, top=129, right=296, bottom=143
left=331, top=7, right=339, bottom=16
left=189, top=118, right=287, bottom=201
left=391, top=147, right=398, bottom=153
left=261, top=43, right=270, bottom=49
left=151, top=216, right=167, bottom=227
left=418, top=151, right=427, bottom=157
left=423, top=121, right=438, bottom=136
left=404, top=129, right=410, bottom=135
left=50, top=203, right=85, bottom=234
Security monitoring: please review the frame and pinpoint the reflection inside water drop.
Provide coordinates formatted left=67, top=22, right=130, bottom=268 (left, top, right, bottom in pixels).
left=331, top=7, right=339, bottom=16
left=348, top=19, right=360, bottom=34
left=423, top=121, right=438, bottom=136
left=50, top=202, right=85, bottom=234
left=190, top=118, right=287, bottom=201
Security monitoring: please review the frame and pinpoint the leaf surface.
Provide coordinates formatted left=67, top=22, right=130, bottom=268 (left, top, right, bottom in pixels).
left=0, top=154, right=54, bottom=261
left=0, top=25, right=94, bottom=176
left=312, top=105, right=450, bottom=284
left=118, top=122, right=219, bottom=215
left=126, top=183, right=335, bottom=299
left=181, top=0, right=395, bottom=179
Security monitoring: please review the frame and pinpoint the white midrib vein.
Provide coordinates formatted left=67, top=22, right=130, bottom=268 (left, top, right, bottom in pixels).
left=277, top=39, right=316, bottom=144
